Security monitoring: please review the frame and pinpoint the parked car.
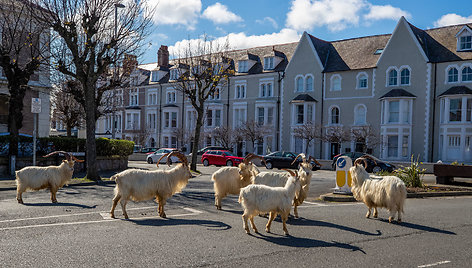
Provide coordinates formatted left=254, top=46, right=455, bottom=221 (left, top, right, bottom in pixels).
left=331, top=152, right=395, bottom=173
left=263, top=151, right=321, bottom=170
left=201, top=150, right=244, bottom=167
left=194, top=146, right=232, bottom=156
left=146, top=148, right=180, bottom=164
left=140, top=147, right=158, bottom=154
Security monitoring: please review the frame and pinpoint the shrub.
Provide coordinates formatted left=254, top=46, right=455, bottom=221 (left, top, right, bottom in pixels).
left=394, top=155, right=426, bottom=188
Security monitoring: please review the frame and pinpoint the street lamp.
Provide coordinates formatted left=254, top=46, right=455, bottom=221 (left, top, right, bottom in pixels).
left=112, top=3, right=125, bottom=139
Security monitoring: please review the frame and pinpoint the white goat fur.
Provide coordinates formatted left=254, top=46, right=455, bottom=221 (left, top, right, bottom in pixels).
left=349, top=164, right=407, bottom=223
left=211, top=163, right=259, bottom=210
left=110, top=163, right=191, bottom=219
left=16, top=160, right=76, bottom=204
left=239, top=174, right=301, bottom=235
left=252, top=162, right=312, bottom=217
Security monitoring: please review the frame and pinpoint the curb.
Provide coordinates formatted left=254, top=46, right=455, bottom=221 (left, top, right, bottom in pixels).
left=319, top=190, right=472, bottom=202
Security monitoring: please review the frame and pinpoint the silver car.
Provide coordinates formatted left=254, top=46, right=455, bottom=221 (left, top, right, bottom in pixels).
left=146, top=148, right=180, bottom=164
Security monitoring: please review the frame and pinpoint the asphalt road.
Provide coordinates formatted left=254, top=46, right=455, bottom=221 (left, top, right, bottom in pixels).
left=0, top=163, right=470, bottom=267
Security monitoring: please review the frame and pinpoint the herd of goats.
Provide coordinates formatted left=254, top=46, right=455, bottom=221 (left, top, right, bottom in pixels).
left=14, top=150, right=407, bottom=235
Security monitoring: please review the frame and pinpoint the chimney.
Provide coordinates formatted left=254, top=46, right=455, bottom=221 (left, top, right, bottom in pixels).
left=158, top=45, right=169, bottom=67
left=122, top=54, right=138, bottom=75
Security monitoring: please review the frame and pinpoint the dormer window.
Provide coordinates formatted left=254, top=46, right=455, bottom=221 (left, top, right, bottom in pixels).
left=151, top=71, right=159, bottom=82
left=170, top=69, right=179, bottom=80
left=264, top=57, right=274, bottom=70
left=460, top=35, right=472, bottom=51
left=238, top=60, right=248, bottom=73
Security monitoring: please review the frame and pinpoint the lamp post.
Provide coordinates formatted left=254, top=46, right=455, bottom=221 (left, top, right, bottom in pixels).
left=112, top=3, right=125, bottom=139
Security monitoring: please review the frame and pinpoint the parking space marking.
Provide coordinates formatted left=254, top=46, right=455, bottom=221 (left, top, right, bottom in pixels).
left=418, top=260, right=451, bottom=267
left=298, top=201, right=361, bottom=208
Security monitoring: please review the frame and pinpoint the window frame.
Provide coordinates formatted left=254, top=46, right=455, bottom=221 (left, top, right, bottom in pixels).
left=356, top=72, right=368, bottom=89
left=330, top=74, right=342, bottom=91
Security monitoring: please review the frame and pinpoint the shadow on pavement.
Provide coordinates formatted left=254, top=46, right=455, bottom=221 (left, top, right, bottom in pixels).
left=22, top=202, right=97, bottom=209
left=129, top=218, right=232, bottom=231
left=289, top=217, right=382, bottom=236
left=377, top=219, right=456, bottom=235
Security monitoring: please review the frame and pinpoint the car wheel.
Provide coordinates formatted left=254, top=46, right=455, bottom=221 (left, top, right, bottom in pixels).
left=265, top=162, right=273, bottom=169
left=203, top=159, right=209, bottom=166
left=372, top=166, right=382, bottom=173
left=147, top=158, right=153, bottom=164
left=226, top=160, right=233, bottom=166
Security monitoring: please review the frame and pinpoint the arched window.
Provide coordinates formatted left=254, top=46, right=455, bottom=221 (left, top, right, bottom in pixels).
left=305, top=76, right=313, bottom=91
left=354, top=105, right=366, bottom=125
left=400, top=68, right=410, bottom=85
left=462, top=66, right=472, bottom=81
left=448, top=67, right=459, bottom=83
left=388, top=69, right=398, bottom=86
left=330, top=107, right=340, bottom=124
left=331, top=75, right=341, bottom=91
left=357, top=73, right=368, bottom=89
left=296, top=77, right=303, bottom=92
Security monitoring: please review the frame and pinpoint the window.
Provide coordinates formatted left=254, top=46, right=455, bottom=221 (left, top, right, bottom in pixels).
left=460, top=35, right=472, bottom=50
left=402, top=135, right=409, bottom=157
left=164, top=112, right=170, bottom=128
left=462, top=66, right=472, bottom=82
left=257, top=107, right=264, bottom=125
left=331, top=75, right=341, bottom=91
left=171, top=137, right=177, bottom=148
left=267, top=83, right=272, bottom=97
left=235, top=84, right=246, bottom=99
left=171, top=112, right=177, bottom=127
left=233, top=108, right=246, bottom=127
left=354, top=105, right=366, bottom=125
left=166, top=91, right=176, bottom=104
left=467, top=98, right=472, bottom=122
left=294, top=137, right=303, bottom=154
left=209, top=88, right=221, bottom=100
left=449, top=98, right=462, bottom=122
left=148, top=92, right=157, bottom=105
left=448, top=136, right=460, bottom=147
left=260, top=82, right=273, bottom=97
left=330, top=107, right=339, bottom=124
left=307, top=105, right=313, bottom=122
left=374, top=48, right=384, bottom=55
left=388, top=101, right=400, bottom=123
left=387, top=136, right=398, bottom=158
left=388, top=69, right=398, bottom=86
left=215, top=110, right=221, bottom=126
left=125, top=112, right=139, bottom=130
left=448, top=67, right=459, bottom=83
left=357, top=74, right=368, bottom=89
left=267, top=107, right=274, bottom=125
left=306, top=76, right=313, bottom=91
left=129, top=89, right=138, bottom=106
left=260, top=84, right=266, bottom=98
left=296, top=77, right=303, bottom=92
left=147, top=113, right=157, bottom=129
left=400, top=68, right=410, bottom=85
left=151, top=71, right=159, bottom=82
left=264, top=57, right=274, bottom=70
left=296, top=105, right=304, bottom=124
left=238, top=60, right=248, bottom=72
left=170, top=69, right=179, bottom=80
left=206, top=110, right=213, bottom=126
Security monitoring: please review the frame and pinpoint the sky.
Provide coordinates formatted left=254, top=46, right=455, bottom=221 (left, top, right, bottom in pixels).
left=139, top=0, right=472, bottom=64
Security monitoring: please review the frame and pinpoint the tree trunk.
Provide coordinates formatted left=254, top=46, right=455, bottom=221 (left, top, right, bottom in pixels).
left=66, top=124, right=72, bottom=137
left=84, top=84, right=100, bottom=181
left=190, top=109, right=204, bottom=171
left=7, top=84, right=26, bottom=173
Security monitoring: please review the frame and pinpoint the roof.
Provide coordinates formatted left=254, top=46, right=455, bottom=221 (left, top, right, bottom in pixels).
left=379, top=88, right=416, bottom=99
left=291, top=94, right=317, bottom=102
left=438, top=86, right=472, bottom=97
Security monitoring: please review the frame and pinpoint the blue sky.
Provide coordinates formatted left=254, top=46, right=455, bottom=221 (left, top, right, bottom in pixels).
left=140, top=0, right=472, bottom=64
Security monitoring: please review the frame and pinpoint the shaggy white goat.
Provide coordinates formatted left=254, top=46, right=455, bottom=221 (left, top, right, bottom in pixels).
left=349, top=157, right=407, bottom=223
left=16, top=151, right=84, bottom=204
left=239, top=169, right=301, bottom=235
left=211, top=153, right=264, bottom=210
left=110, top=151, right=192, bottom=219
left=252, top=153, right=320, bottom=217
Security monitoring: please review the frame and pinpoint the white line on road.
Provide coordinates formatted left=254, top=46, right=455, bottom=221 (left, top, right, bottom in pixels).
left=298, top=201, right=361, bottom=208
left=418, top=260, right=451, bottom=267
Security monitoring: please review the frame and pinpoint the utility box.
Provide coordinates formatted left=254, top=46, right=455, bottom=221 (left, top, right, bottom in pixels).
left=334, top=156, right=352, bottom=194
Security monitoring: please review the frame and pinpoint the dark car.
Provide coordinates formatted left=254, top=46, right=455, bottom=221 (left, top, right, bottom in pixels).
left=263, top=151, right=321, bottom=171
left=201, top=150, right=244, bottom=167
left=140, top=147, right=158, bottom=154
left=331, top=152, right=395, bottom=173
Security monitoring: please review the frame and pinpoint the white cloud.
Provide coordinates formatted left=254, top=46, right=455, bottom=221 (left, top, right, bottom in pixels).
left=434, top=13, right=472, bottom=27
left=256, top=17, right=279, bottom=29
left=149, top=0, right=201, bottom=30
left=202, top=2, right=242, bottom=24
left=286, top=0, right=367, bottom=32
left=364, top=5, right=411, bottom=21
left=169, top=28, right=300, bottom=57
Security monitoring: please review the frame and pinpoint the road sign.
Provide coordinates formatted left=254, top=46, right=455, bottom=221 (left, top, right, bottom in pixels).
left=334, top=156, right=352, bottom=194
left=31, top=98, right=41, bottom=113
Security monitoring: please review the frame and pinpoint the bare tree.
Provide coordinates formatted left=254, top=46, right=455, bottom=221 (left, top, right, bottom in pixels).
left=238, top=120, right=271, bottom=154
left=171, top=36, right=233, bottom=171
left=51, top=80, right=84, bottom=137
left=292, top=121, right=321, bottom=155
left=212, top=126, right=233, bottom=149
left=322, top=125, right=350, bottom=147
left=0, top=0, right=50, bottom=167
left=350, top=125, right=380, bottom=153
left=32, top=0, right=153, bottom=180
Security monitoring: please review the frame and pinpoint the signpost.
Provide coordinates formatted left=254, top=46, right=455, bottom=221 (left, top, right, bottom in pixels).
left=334, top=156, right=352, bottom=194
left=31, top=98, right=41, bottom=166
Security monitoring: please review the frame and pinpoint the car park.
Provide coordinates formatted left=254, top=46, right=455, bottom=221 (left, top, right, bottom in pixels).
left=146, top=148, right=180, bottom=164
left=263, top=151, right=321, bottom=170
left=201, top=150, right=244, bottom=167
left=331, top=152, right=395, bottom=173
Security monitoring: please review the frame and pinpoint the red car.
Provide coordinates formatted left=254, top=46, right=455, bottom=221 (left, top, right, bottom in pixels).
left=201, top=150, right=244, bottom=167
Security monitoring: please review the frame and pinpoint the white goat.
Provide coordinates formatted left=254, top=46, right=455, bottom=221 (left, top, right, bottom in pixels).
left=252, top=153, right=320, bottom=217
left=16, top=151, right=84, bottom=204
left=239, top=169, right=301, bottom=235
left=211, top=154, right=264, bottom=210
left=349, top=156, right=407, bottom=223
left=110, top=151, right=192, bottom=219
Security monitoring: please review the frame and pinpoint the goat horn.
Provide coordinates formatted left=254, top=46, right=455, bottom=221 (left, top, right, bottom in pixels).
left=243, top=153, right=267, bottom=166
left=281, top=168, right=296, bottom=177
left=361, top=154, right=377, bottom=165
left=156, top=152, right=171, bottom=168
left=291, top=153, right=306, bottom=166
left=308, top=156, right=322, bottom=166
left=43, top=151, right=71, bottom=161
left=167, top=151, right=188, bottom=166
left=71, top=155, right=84, bottom=163
left=354, top=157, right=368, bottom=168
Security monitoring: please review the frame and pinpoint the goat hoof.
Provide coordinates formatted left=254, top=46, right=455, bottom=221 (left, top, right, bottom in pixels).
left=160, top=213, right=167, bottom=218
left=52, top=200, right=58, bottom=203
left=216, top=206, right=221, bottom=210
left=110, top=213, right=115, bottom=219
left=17, top=199, right=23, bottom=204
left=265, top=228, right=270, bottom=233
left=124, top=216, right=129, bottom=220
left=245, top=229, right=250, bottom=234
left=388, top=217, right=393, bottom=223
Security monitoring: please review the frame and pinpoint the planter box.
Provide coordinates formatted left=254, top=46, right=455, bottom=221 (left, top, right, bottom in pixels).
left=433, top=164, right=472, bottom=184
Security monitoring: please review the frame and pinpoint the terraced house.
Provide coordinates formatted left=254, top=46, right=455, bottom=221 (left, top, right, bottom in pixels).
left=96, top=17, right=472, bottom=163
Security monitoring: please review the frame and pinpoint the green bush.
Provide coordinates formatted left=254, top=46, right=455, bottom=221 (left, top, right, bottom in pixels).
left=96, top=138, right=134, bottom=156
left=394, top=155, right=426, bottom=188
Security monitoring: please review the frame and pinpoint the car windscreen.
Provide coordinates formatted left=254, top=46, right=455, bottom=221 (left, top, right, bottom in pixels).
left=224, top=151, right=235, bottom=156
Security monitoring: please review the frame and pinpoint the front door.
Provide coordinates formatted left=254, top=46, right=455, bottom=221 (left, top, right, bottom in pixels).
left=330, top=143, right=340, bottom=160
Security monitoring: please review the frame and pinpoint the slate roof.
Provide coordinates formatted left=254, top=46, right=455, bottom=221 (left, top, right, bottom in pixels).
left=291, top=94, right=317, bottom=102
left=438, top=86, right=472, bottom=97
left=379, top=88, right=416, bottom=99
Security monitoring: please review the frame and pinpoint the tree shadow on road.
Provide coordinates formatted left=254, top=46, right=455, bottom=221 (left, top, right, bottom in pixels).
left=250, top=232, right=366, bottom=253
left=377, top=219, right=456, bottom=235
left=288, top=217, right=382, bottom=236
left=129, top=218, right=232, bottom=231
left=22, top=202, right=97, bottom=209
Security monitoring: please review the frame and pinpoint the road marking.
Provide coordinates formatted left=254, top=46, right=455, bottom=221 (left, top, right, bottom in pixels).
left=418, top=260, right=451, bottom=267
left=298, top=201, right=361, bottom=208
